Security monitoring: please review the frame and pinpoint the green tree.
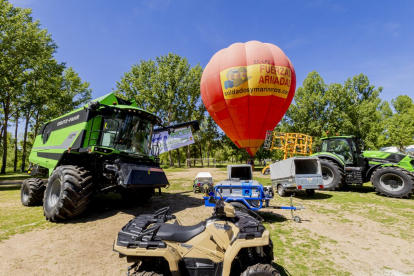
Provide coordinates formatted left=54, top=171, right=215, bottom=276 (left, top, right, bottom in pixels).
left=283, top=71, right=385, bottom=150
left=0, top=0, right=58, bottom=173
left=382, top=95, right=414, bottom=152
left=116, top=53, right=202, bottom=166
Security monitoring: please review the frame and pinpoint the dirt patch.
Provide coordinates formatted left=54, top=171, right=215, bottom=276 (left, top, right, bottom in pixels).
left=0, top=168, right=413, bottom=275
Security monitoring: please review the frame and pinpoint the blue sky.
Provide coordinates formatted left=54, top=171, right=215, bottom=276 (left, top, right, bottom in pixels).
left=9, top=0, right=414, bottom=103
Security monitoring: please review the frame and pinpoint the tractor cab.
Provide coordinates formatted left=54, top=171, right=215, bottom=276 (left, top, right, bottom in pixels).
left=319, top=136, right=365, bottom=168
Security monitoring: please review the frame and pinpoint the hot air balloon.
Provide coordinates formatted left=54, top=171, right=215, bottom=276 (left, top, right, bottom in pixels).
left=200, top=41, right=296, bottom=157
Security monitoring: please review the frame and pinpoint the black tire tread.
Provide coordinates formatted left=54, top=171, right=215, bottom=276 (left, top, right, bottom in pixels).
left=320, top=159, right=345, bottom=191
left=21, top=178, right=45, bottom=206
left=230, top=202, right=248, bottom=211
left=241, top=264, right=280, bottom=276
left=134, top=271, right=162, bottom=276
left=44, top=165, right=94, bottom=221
left=371, top=166, right=414, bottom=198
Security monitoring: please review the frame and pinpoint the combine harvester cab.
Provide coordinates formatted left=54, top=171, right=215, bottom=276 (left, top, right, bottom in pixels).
left=21, top=92, right=199, bottom=221
left=270, top=157, right=324, bottom=197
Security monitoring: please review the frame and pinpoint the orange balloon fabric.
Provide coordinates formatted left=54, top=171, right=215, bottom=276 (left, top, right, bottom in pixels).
left=200, top=41, right=296, bottom=157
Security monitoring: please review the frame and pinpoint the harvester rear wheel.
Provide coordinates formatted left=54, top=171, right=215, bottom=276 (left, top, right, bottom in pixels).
left=241, top=264, right=280, bottom=276
left=21, top=178, right=45, bottom=206
left=319, top=159, right=344, bottom=190
left=371, top=167, right=414, bottom=198
left=43, top=166, right=93, bottom=221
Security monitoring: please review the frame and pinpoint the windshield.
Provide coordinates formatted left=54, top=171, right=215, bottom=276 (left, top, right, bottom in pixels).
left=99, top=113, right=153, bottom=156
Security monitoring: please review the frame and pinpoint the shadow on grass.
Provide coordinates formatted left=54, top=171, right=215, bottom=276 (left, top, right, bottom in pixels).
left=272, top=262, right=292, bottom=276
left=0, top=184, right=21, bottom=191
left=295, top=192, right=333, bottom=200
left=259, top=211, right=287, bottom=223
left=61, top=191, right=206, bottom=225
left=342, top=184, right=375, bottom=193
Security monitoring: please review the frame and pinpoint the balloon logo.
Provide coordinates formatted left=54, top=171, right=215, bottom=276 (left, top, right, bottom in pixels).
left=200, top=41, right=296, bottom=157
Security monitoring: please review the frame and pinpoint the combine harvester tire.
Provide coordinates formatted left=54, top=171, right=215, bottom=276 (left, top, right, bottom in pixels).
left=21, top=178, right=45, bottom=206
left=43, top=165, right=93, bottom=221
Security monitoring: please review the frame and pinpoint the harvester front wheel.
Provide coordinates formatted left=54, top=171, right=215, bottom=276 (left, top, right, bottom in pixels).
left=371, top=167, right=414, bottom=198
left=43, top=166, right=93, bottom=221
left=241, top=264, right=280, bottom=276
left=319, top=159, right=344, bottom=190
left=21, top=178, right=45, bottom=206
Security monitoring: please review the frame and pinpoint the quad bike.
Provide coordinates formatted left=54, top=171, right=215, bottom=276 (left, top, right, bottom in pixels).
left=113, top=195, right=280, bottom=276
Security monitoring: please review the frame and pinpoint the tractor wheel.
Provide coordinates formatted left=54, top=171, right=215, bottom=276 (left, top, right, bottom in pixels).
left=319, top=159, right=345, bottom=190
left=305, top=189, right=315, bottom=196
left=21, top=178, right=45, bottom=206
left=371, top=167, right=414, bottom=198
left=230, top=202, right=249, bottom=212
left=121, top=188, right=154, bottom=205
left=43, top=166, right=94, bottom=221
left=241, top=264, right=280, bottom=276
left=277, top=184, right=286, bottom=197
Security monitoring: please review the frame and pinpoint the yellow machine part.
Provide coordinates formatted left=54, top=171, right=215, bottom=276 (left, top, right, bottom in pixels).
left=263, top=131, right=313, bottom=161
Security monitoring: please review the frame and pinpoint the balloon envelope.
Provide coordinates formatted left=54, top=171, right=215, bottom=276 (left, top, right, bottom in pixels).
left=200, top=41, right=296, bottom=157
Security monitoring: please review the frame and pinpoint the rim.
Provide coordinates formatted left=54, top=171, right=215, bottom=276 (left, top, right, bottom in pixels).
left=379, top=173, right=405, bottom=192
left=47, top=179, right=62, bottom=208
left=322, top=167, right=334, bottom=185
left=277, top=185, right=284, bottom=195
left=22, top=184, right=29, bottom=203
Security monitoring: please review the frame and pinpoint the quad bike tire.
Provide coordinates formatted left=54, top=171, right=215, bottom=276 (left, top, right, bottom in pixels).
left=371, top=166, right=414, bottom=198
left=21, top=178, right=45, bottom=206
left=230, top=202, right=249, bottom=212
left=43, top=165, right=93, bottom=221
left=319, top=159, right=345, bottom=190
left=277, top=184, right=287, bottom=197
left=305, top=189, right=315, bottom=196
left=121, top=188, right=154, bottom=205
left=134, top=272, right=162, bottom=276
left=241, top=264, right=280, bottom=276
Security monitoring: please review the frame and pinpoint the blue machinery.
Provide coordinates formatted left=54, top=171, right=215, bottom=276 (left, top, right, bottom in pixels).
left=204, top=182, right=305, bottom=223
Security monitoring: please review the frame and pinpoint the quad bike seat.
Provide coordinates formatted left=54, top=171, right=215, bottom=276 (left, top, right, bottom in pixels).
left=156, top=221, right=206, bottom=242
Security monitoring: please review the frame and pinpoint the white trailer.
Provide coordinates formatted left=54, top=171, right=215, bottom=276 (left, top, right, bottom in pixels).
left=270, top=156, right=324, bottom=197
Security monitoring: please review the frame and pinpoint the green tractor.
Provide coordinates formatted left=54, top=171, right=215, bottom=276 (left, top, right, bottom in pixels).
left=21, top=92, right=199, bottom=221
left=312, top=135, right=414, bottom=198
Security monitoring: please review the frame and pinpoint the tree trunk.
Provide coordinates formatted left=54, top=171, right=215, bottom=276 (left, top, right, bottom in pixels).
left=0, top=126, right=3, bottom=153
left=1, top=103, right=9, bottom=174
left=168, top=151, right=173, bottom=167
left=13, top=113, right=18, bottom=172
left=21, top=111, right=30, bottom=172
left=199, top=144, right=203, bottom=167
left=207, top=142, right=211, bottom=166
left=176, top=148, right=180, bottom=167
left=187, top=145, right=190, bottom=167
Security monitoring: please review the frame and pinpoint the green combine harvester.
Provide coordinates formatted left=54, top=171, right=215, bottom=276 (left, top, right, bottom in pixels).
left=312, top=135, right=414, bottom=198
left=20, top=92, right=198, bottom=221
